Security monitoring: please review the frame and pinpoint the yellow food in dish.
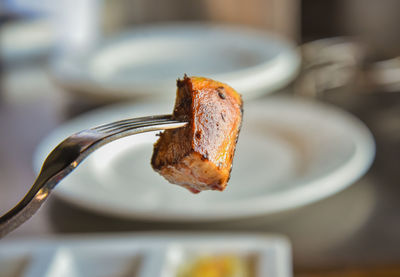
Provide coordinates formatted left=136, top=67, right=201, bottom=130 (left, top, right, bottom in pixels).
left=176, top=255, right=251, bottom=277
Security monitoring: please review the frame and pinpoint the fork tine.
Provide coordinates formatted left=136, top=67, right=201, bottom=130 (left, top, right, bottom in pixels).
left=92, top=114, right=172, bottom=131
left=106, top=121, right=186, bottom=137
left=100, top=118, right=186, bottom=135
left=95, top=117, right=173, bottom=133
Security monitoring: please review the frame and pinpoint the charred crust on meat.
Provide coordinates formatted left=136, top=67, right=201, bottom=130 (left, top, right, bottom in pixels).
left=151, top=145, right=162, bottom=169
left=239, top=96, right=244, bottom=115
left=210, top=184, right=219, bottom=190
left=220, top=112, right=225, bottom=122
left=195, top=131, right=202, bottom=139
left=177, top=79, right=185, bottom=88
left=151, top=149, right=158, bottom=168
left=217, top=87, right=226, bottom=99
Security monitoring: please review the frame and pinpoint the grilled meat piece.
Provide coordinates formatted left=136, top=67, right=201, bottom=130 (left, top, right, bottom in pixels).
left=151, top=75, right=243, bottom=193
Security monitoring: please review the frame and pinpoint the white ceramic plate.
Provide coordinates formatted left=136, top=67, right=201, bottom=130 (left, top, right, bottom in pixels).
left=50, top=23, right=300, bottom=100
left=0, top=233, right=292, bottom=277
left=0, top=18, right=54, bottom=62
left=34, top=97, right=375, bottom=221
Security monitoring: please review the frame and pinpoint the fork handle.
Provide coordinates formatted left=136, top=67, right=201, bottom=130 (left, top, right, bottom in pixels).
left=0, top=166, right=70, bottom=238
left=0, top=133, right=90, bottom=238
left=0, top=185, right=50, bottom=237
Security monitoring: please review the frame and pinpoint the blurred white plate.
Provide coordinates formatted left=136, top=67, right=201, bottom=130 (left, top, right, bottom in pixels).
left=34, top=97, right=375, bottom=221
left=50, top=23, right=300, bottom=100
left=0, top=18, right=54, bottom=62
left=0, top=233, right=291, bottom=277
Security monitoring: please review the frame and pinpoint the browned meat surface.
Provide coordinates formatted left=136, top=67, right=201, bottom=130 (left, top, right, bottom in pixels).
left=151, top=75, right=243, bottom=193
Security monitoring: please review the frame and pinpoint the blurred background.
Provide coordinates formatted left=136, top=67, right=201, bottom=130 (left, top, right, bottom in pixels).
left=1, top=0, right=400, bottom=276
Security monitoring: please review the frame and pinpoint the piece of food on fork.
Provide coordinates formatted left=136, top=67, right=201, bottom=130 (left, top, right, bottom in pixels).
left=151, top=75, right=243, bottom=193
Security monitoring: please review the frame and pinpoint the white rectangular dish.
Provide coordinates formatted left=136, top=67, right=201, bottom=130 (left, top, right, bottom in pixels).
left=0, top=233, right=292, bottom=277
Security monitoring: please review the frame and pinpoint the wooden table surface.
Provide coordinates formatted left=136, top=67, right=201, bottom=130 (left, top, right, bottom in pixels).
left=1, top=62, right=400, bottom=276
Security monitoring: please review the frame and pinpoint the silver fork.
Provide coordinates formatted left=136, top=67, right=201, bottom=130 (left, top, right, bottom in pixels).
left=0, top=114, right=187, bottom=238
